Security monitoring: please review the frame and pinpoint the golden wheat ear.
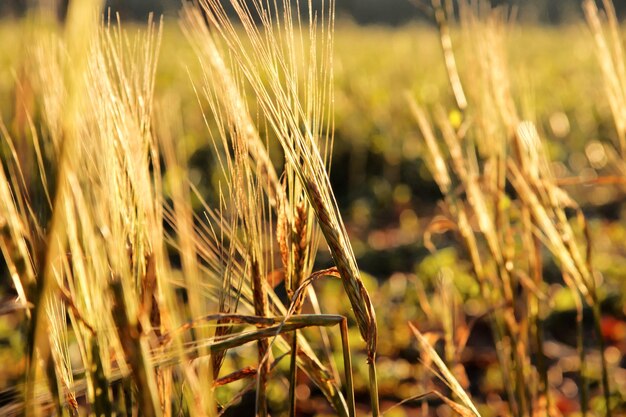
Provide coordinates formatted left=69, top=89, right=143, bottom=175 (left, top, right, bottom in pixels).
left=179, top=5, right=359, bottom=416
left=182, top=0, right=380, bottom=414
left=7, top=9, right=172, bottom=415
left=410, top=2, right=616, bottom=416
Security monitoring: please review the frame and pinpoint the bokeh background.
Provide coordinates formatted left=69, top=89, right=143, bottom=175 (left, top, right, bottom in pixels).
left=1, top=0, right=626, bottom=22
left=1, top=1, right=626, bottom=416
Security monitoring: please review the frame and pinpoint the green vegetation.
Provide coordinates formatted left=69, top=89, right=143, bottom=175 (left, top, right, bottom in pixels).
left=1, top=1, right=626, bottom=416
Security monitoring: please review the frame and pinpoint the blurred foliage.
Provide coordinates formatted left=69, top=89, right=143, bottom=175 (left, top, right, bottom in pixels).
left=3, top=1, right=626, bottom=24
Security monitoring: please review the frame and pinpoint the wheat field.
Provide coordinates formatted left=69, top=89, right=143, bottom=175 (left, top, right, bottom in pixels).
left=0, top=1, right=625, bottom=416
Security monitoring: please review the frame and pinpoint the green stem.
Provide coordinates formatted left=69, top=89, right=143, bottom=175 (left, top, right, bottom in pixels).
left=592, top=302, right=612, bottom=417
left=340, top=319, right=355, bottom=417
left=369, top=357, right=380, bottom=417
left=578, top=303, right=588, bottom=417
left=288, top=332, right=298, bottom=417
